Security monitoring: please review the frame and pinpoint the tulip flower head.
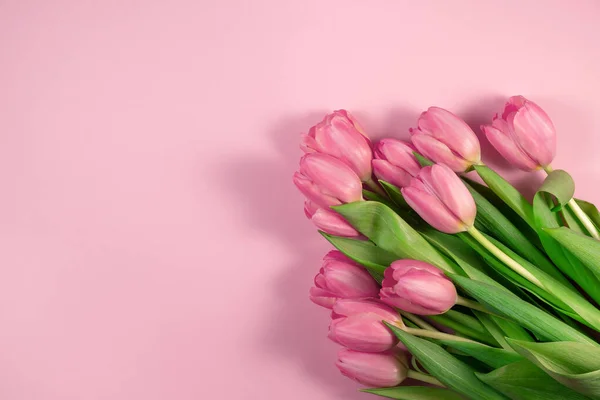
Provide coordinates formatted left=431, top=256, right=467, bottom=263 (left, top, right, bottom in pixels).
left=300, top=110, right=374, bottom=181
left=303, top=201, right=359, bottom=238
left=410, top=107, right=481, bottom=172
left=482, top=96, right=556, bottom=171
left=328, top=299, right=403, bottom=352
left=380, top=260, right=457, bottom=315
left=336, top=348, right=409, bottom=387
left=372, top=139, right=421, bottom=188
left=309, top=251, right=379, bottom=308
left=293, top=153, right=363, bottom=209
left=401, top=164, right=476, bottom=234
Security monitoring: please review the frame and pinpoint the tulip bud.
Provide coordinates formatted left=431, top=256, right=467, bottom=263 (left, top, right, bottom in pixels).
left=401, top=164, right=476, bottom=234
left=380, top=260, right=457, bottom=315
left=300, top=110, right=374, bottom=181
left=328, top=299, right=403, bottom=352
left=336, top=348, right=409, bottom=387
left=304, top=201, right=359, bottom=238
left=481, top=96, right=556, bottom=171
left=310, top=251, right=379, bottom=309
left=293, top=153, right=363, bottom=209
left=410, top=107, right=481, bottom=172
left=372, top=139, right=421, bottom=188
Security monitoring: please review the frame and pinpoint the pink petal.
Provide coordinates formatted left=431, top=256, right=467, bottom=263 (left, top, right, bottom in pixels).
left=411, top=133, right=471, bottom=172
left=483, top=124, right=539, bottom=171
left=402, top=186, right=466, bottom=233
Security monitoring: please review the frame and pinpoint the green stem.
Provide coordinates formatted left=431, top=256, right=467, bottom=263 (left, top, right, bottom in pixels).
left=544, top=165, right=600, bottom=240
left=428, top=312, right=498, bottom=346
left=402, top=326, right=480, bottom=344
left=467, top=226, right=545, bottom=289
left=407, top=370, right=445, bottom=387
left=456, top=296, right=494, bottom=315
left=400, top=311, right=438, bottom=331
left=365, top=177, right=387, bottom=197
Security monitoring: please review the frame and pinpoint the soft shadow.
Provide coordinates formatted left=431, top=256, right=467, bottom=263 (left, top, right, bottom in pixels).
left=216, top=112, right=368, bottom=398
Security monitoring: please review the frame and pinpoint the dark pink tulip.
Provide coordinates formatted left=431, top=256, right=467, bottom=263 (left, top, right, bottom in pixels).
left=293, top=153, right=363, bottom=209
left=336, top=348, right=408, bottom=387
left=372, top=139, right=421, bottom=188
left=304, top=201, right=359, bottom=238
left=401, top=164, right=476, bottom=234
left=309, top=251, right=379, bottom=308
left=410, top=107, right=481, bottom=172
left=482, top=96, right=556, bottom=171
left=328, top=299, right=402, bottom=352
left=380, top=260, right=457, bottom=315
left=300, top=110, right=374, bottom=181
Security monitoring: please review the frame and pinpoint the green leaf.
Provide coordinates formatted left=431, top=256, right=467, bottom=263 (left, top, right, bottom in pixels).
left=363, top=386, right=466, bottom=400
left=477, top=359, right=591, bottom=400
left=320, top=233, right=395, bottom=283
left=414, top=152, right=434, bottom=167
left=418, top=229, right=533, bottom=344
left=379, top=181, right=410, bottom=209
left=334, top=202, right=459, bottom=274
left=576, top=199, right=600, bottom=228
left=385, top=323, right=509, bottom=400
left=533, top=173, right=600, bottom=305
left=544, top=227, right=600, bottom=278
left=474, top=165, right=536, bottom=228
left=508, top=339, right=600, bottom=399
left=464, top=177, right=543, bottom=250
left=462, top=232, right=600, bottom=331
left=465, top=180, right=566, bottom=284
left=439, top=340, right=524, bottom=369
left=450, top=275, right=598, bottom=346
left=429, top=313, right=497, bottom=346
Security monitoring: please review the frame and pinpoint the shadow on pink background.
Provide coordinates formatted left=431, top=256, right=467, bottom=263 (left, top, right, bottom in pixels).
left=1, top=1, right=600, bottom=399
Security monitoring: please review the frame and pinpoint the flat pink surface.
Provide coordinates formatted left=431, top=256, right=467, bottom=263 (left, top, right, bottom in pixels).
left=1, top=1, right=600, bottom=399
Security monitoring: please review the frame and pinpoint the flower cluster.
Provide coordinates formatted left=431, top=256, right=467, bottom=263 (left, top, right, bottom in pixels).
left=291, top=97, right=600, bottom=399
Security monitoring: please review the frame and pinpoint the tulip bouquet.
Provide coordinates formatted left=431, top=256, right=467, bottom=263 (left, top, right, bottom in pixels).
left=293, top=98, right=600, bottom=400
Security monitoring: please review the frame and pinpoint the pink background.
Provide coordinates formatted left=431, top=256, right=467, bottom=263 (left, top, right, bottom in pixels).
left=1, top=1, right=600, bottom=399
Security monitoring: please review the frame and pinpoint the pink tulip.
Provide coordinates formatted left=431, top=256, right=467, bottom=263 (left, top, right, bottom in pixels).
left=401, top=164, right=476, bottom=234
left=336, top=348, right=408, bottom=387
left=328, top=299, right=403, bottom=352
left=300, top=110, right=374, bottom=181
left=304, top=201, right=359, bottom=238
left=372, top=139, right=421, bottom=188
left=481, top=96, right=556, bottom=171
left=310, top=251, right=379, bottom=308
left=380, top=260, right=457, bottom=315
left=410, top=107, right=481, bottom=172
left=293, top=153, right=363, bottom=209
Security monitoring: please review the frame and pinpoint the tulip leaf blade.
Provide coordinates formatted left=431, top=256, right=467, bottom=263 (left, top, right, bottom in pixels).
left=575, top=198, right=600, bottom=228
left=385, top=323, right=509, bottom=400
left=544, top=227, right=600, bottom=278
left=450, top=275, right=598, bottom=346
left=438, top=340, right=524, bottom=369
left=476, top=359, right=591, bottom=400
left=362, top=386, right=466, bottom=400
left=473, top=165, right=535, bottom=228
left=333, top=201, right=458, bottom=274
left=464, top=179, right=566, bottom=284
left=507, top=339, right=600, bottom=399
left=320, top=233, right=395, bottom=283
left=533, top=171, right=600, bottom=305
left=379, top=180, right=410, bottom=209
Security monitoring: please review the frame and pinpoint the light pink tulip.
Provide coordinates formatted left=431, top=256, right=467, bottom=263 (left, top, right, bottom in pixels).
left=303, top=201, right=359, bottom=238
left=482, top=96, right=556, bottom=171
left=410, top=107, right=481, bottom=172
left=401, top=164, right=476, bottom=234
left=309, top=251, right=379, bottom=308
left=300, top=110, right=374, bottom=181
left=336, top=349, right=408, bottom=387
left=293, top=153, right=363, bottom=209
left=372, top=139, right=421, bottom=188
left=380, top=260, right=457, bottom=315
left=328, top=299, right=403, bottom=352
